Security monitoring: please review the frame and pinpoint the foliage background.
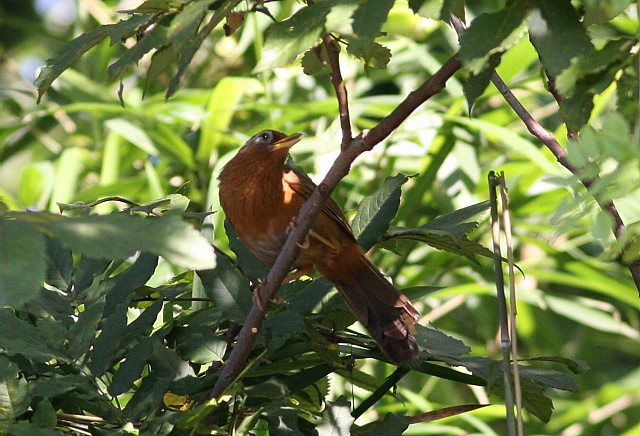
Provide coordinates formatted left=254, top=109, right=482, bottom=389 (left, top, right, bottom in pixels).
left=1, top=0, right=640, bottom=434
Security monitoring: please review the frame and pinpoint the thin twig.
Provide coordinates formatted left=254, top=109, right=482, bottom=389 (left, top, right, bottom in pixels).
left=450, top=14, right=640, bottom=296
left=207, top=51, right=462, bottom=400
left=323, top=35, right=352, bottom=147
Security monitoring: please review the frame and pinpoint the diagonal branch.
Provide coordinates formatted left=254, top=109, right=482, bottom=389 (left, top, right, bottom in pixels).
left=207, top=51, right=462, bottom=400
left=323, top=35, right=352, bottom=147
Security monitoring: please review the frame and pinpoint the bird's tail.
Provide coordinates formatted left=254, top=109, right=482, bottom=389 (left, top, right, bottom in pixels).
left=316, top=244, right=420, bottom=363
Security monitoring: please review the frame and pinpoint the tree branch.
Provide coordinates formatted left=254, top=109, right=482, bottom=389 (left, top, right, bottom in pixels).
left=449, top=16, right=640, bottom=295
left=207, top=51, right=462, bottom=400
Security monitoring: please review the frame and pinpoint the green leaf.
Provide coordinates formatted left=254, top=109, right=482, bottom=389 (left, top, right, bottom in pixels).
left=302, top=46, right=330, bottom=75
left=41, top=213, right=215, bottom=269
left=517, top=378, right=554, bottom=423
left=316, top=397, right=354, bottom=436
left=346, top=41, right=392, bottom=73
left=148, top=339, right=200, bottom=394
left=409, top=0, right=444, bottom=19
left=254, top=2, right=332, bottom=72
left=105, top=118, right=160, bottom=156
left=144, top=45, right=177, bottom=98
left=109, top=336, right=154, bottom=396
left=68, top=297, right=106, bottom=360
left=528, top=0, right=594, bottom=77
left=166, top=0, right=207, bottom=56
left=35, top=26, right=109, bottom=102
left=31, top=397, right=57, bottom=428
left=0, top=309, right=62, bottom=362
left=0, top=356, right=30, bottom=420
left=89, top=301, right=130, bottom=376
left=0, top=217, right=46, bottom=307
left=351, top=0, right=394, bottom=48
left=382, top=201, right=492, bottom=263
left=197, top=251, right=252, bottom=323
left=464, top=52, right=502, bottom=112
left=123, top=373, right=171, bottom=421
left=459, top=0, right=527, bottom=73
left=556, top=39, right=634, bottom=96
left=108, top=24, right=169, bottom=78
left=173, top=324, right=227, bottom=364
left=357, top=413, right=410, bottom=436
left=518, top=366, right=578, bottom=392
left=352, top=174, right=409, bottom=250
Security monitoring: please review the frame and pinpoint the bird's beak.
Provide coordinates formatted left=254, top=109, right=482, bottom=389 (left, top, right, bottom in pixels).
left=272, top=133, right=303, bottom=150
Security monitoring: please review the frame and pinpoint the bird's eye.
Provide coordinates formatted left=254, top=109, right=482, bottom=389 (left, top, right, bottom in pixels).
left=258, top=131, right=272, bottom=143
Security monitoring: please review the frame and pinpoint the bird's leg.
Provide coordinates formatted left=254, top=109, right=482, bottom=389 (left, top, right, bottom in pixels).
left=286, top=218, right=310, bottom=249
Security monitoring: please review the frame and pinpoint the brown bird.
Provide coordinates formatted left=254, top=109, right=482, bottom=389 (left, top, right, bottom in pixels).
left=218, top=130, right=419, bottom=363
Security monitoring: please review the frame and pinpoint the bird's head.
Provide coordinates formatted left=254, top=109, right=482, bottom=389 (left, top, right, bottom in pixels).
left=239, top=130, right=302, bottom=157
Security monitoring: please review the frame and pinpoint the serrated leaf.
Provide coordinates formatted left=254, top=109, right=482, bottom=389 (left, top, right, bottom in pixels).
left=105, top=13, right=156, bottom=46
left=464, top=52, right=502, bottom=112
left=352, top=174, right=408, bottom=250
left=351, top=0, right=394, bottom=48
left=357, top=413, right=410, bottom=436
left=528, top=0, right=595, bottom=78
left=0, top=217, right=46, bottom=307
left=517, top=378, right=554, bottom=423
left=518, top=366, right=578, bottom=392
left=166, top=0, right=207, bottom=55
left=0, top=356, right=30, bottom=420
left=42, top=213, right=215, bottom=269
left=317, top=397, right=354, bottom=436
left=409, top=0, right=444, bottom=19
left=346, top=41, right=392, bottom=73
left=123, top=0, right=190, bottom=14
left=302, top=45, right=330, bottom=76
left=556, top=38, right=633, bottom=96
left=382, top=201, right=491, bottom=263
left=35, top=26, right=109, bottom=102
left=108, top=24, right=168, bottom=78
left=45, top=236, right=73, bottom=292
left=254, top=2, right=332, bottom=72
left=144, top=45, right=177, bottom=97
left=459, top=0, right=527, bottom=73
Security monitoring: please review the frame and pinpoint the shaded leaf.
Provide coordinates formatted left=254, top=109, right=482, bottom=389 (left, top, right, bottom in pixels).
left=352, top=174, right=408, bottom=250
left=89, top=301, right=130, bottom=376
left=0, top=309, right=60, bottom=363
left=41, top=213, right=215, bottom=269
left=356, top=413, right=409, bottom=436
left=109, top=336, right=154, bottom=396
left=197, top=250, right=252, bottom=323
left=0, top=217, right=46, bottom=307
left=35, top=26, right=109, bottom=102
left=351, top=0, right=394, bottom=48
left=459, top=0, right=527, bottom=73
left=317, top=396, right=354, bottom=436
left=464, top=52, right=501, bottom=112
left=68, top=297, right=105, bottom=360
left=382, top=202, right=491, bottom=263
left=346, top=41, right=392, bottom=73
left=0, top=356, right=30, bottom=420
left=254, top=2, right=332, bottom=72
left=528, top=0, right=595, bottom=78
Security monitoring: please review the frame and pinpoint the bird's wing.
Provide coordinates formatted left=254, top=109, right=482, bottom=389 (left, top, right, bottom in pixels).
left=283, top=166, right=356, bottom=241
